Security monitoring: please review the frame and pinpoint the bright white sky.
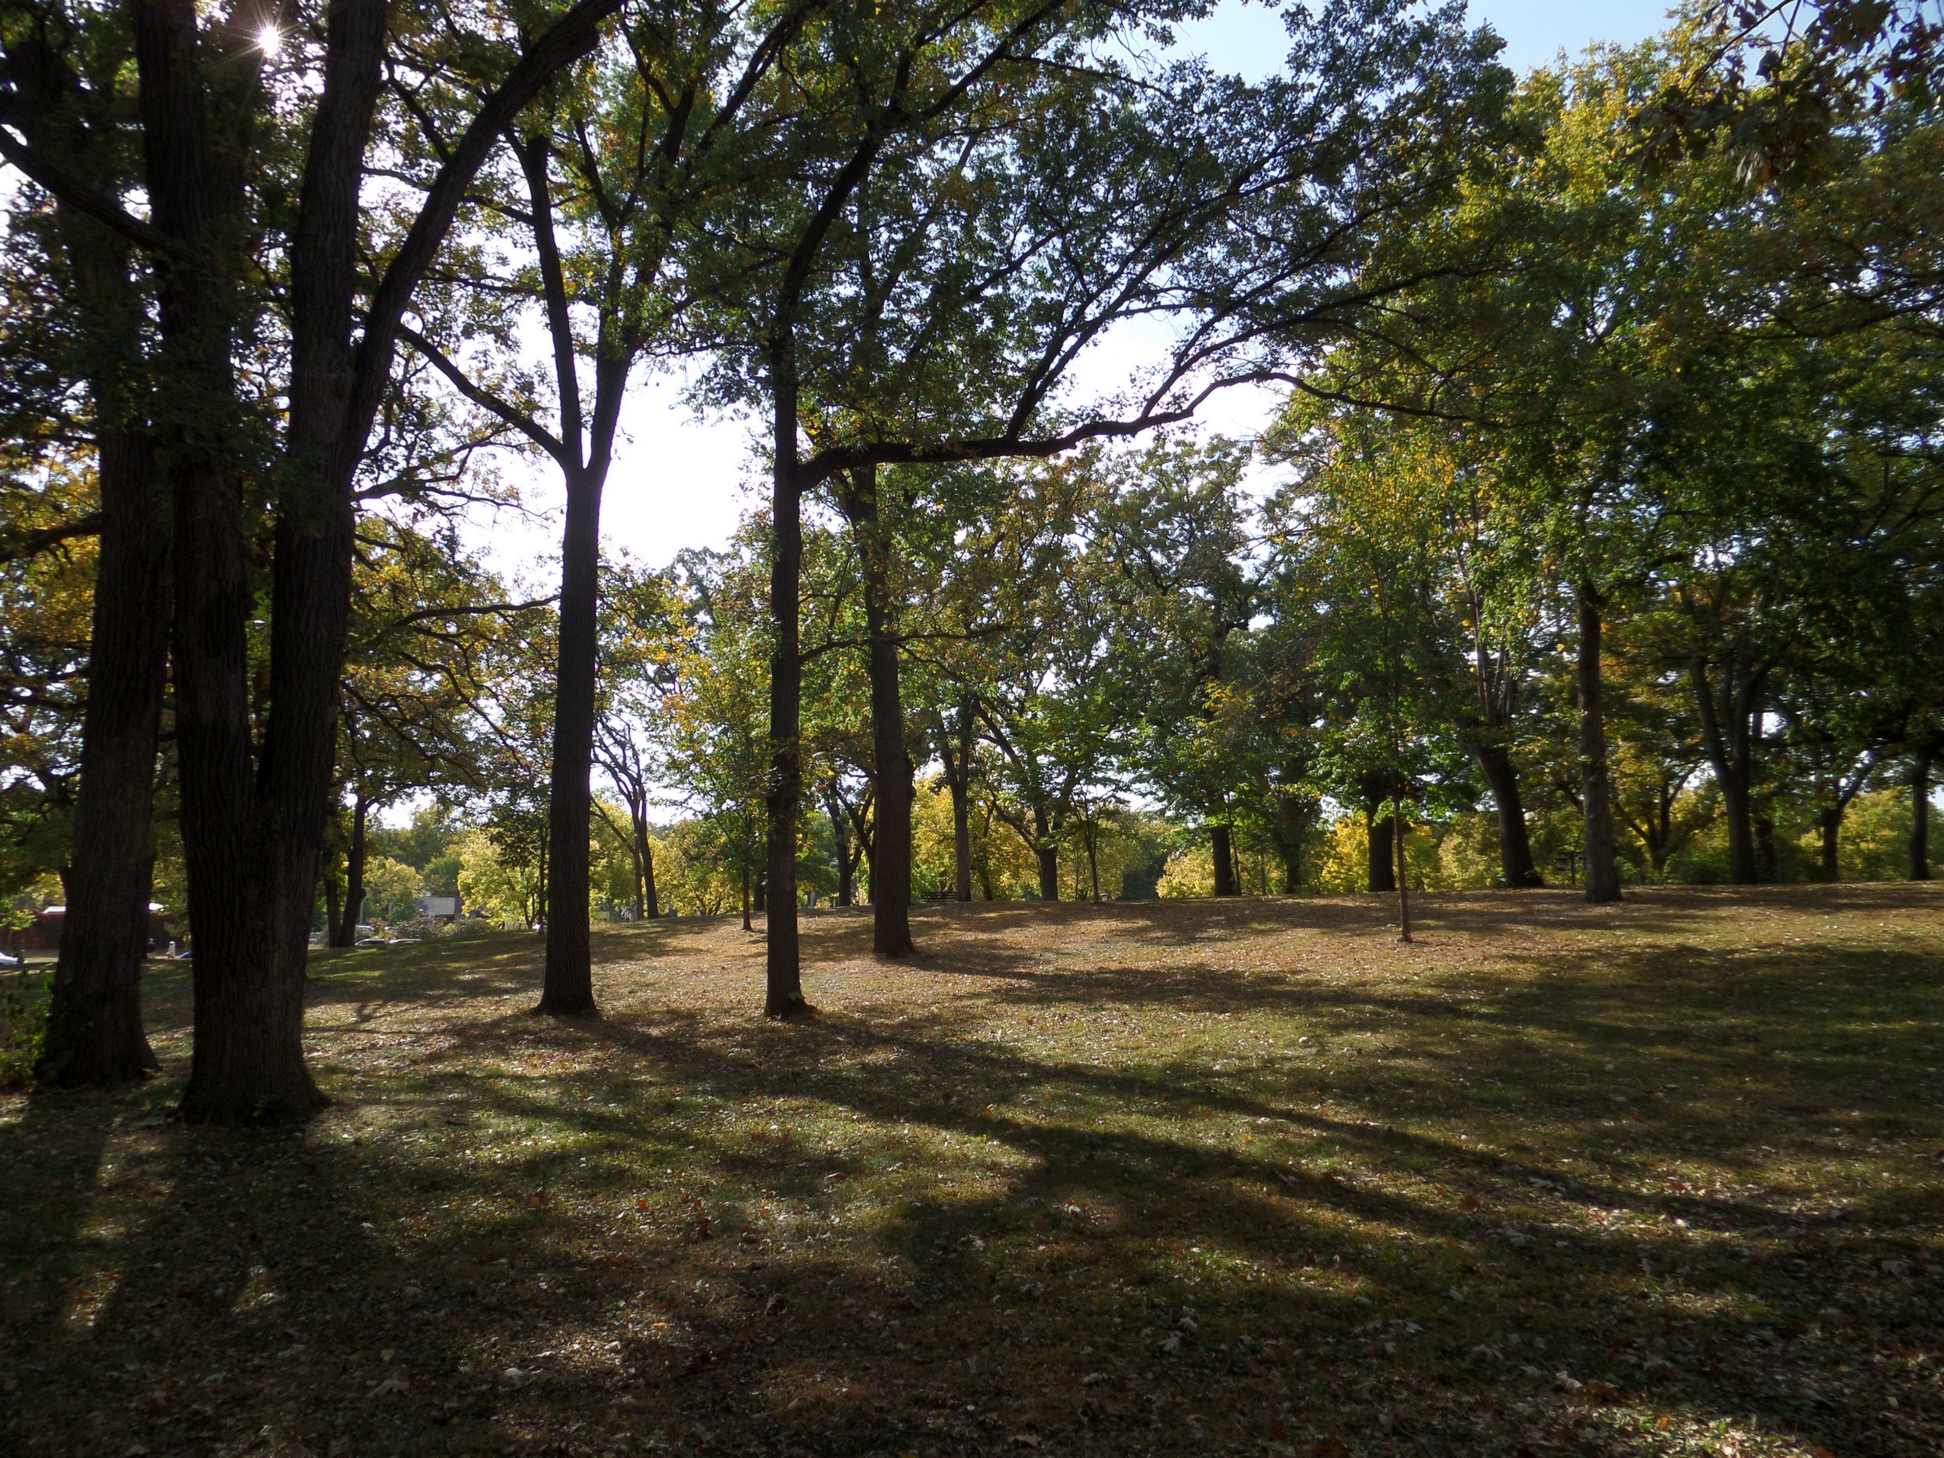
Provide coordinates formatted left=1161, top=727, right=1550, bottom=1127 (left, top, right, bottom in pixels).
left=479, top=0, right=1679, bottom=586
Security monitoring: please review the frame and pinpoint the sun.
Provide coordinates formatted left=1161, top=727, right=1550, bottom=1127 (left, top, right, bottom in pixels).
left=257, top=23, right=282, bottom=59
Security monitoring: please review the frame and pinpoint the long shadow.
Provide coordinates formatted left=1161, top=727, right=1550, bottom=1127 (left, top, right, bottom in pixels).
left=9, top=889, right=1939, bottom=1456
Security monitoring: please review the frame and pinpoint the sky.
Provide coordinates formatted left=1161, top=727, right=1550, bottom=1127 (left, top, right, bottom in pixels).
left=478, top=0, right=1681, bottom=586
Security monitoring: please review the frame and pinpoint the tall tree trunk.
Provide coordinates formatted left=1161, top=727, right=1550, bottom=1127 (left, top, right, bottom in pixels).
left=539, top=463, right=602, bottom=1015
left=950, top=781, right=973, bottom=902
left=7, top=0, right=163, bottom=1089
left=138, top=0, right=332, bottom=1123
left=741, top=863, right=752, bottom=932
left=1912, top=747, right=1934, bottom=881
left=1274, top=793, right=1311, bottom=894
left=1031, top=801, right=1059, bottom=900
left=828, top=795, right=854, bottom=907
left=332, top=796, right=369, bottom=946
left=1366, top=804, right=1397, bottom=894
left=843, top=467, right=913, bottom=957
left=1036, top=846, right=1060, bottom=901
left=36, top=364, right=167, bottom=1088
left=1394, top=800, right=1412, bottom=943
left=1211, top=824, right=1239, bottom=897
left=639, top=821, right=659, bottom=919
left=1576, top=583, right=1622, bottom=904
left=322, top=862, right=340, bottom=946
left=1474, top=741, right=1542, bottom=887
left=1818, top=805, right=1842, bottom=882
left=1086, top=823, right=1101, bottom=903
left=1719, top=776, right=1758, bottom=885
left=938, top=702, right=976, bottom=902
left=764, top=342, right=807, bottom=1015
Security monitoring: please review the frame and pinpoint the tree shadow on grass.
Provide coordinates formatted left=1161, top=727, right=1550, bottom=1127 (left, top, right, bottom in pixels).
left=6, top=889, right=1939, bottom=1456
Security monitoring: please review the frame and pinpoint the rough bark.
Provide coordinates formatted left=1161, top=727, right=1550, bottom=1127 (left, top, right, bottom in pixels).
left=34, top=192, right=169, bottom=1088
left=764, top=406, right=807, bottom=1016
left=1036, top=844, right=1060, bottom=902
left=1473, top=740, right=1542, bottom=887
left=135, top=0, right=329, bottom=1123
left=841, top=466, right=913, bottom=956
left=1577, top=583, right=1622, bottom=904
left=537, top=460, right=602, bottom=1016
left=1211, top=824, right=1239, bottom=897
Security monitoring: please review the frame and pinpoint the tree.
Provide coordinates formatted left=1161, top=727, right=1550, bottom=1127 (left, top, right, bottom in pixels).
left=686, top=0, right=1510, bottom=1013
left=2, top=0, right=632, bottom=1119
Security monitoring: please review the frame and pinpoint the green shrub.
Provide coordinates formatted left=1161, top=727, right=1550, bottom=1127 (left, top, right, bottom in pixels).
left=0, top=970, right=50, bottom=1088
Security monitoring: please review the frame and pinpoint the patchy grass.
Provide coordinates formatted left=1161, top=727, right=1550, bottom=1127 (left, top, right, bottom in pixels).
left=2, top=885, right=1940, bottom=1458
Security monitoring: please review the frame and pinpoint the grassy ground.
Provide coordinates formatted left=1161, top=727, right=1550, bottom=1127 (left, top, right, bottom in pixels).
left=2, top=885, right=1940, bottom=1458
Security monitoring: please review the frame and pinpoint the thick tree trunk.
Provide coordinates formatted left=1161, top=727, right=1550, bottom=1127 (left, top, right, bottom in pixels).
left=1576, top=583, right=1622, bottom=904
left=1818, top=806, right=1842, bottom=882
left=1474, top=741, right=1542, bottom=887
left=15, top=0, right=169, bottom=1091
left=332, top=797, right=368, bottom=946
left=1912, top=749, right=1934, bottom=881
left=1719, top=777, right=1758, bottom=885
left=1274, top=793, right=1311, bottom=894
left=1211, top=824, right=1239, bottom=897
left=764, top=416, right=807, bottom=1016
left=539, top=464, right=602, bottom=1016
left=1366, top=805, right=1397, bottom=895
left=136, top=0, right=328, bottom=1124
left=1036, top=844, right=1060, bottom=902
left=844, top=467, right=914, bottom=957
left=36, top=406, right=167, bottom=1088
left=1754, top=811, right=1779, bottom=883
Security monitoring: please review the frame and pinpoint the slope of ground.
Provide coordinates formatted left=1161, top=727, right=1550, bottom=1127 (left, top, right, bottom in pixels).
left=3, top=885, right=1941, bottom=1457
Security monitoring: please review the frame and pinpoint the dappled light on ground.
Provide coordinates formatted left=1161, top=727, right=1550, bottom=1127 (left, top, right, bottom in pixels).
left=3, top=886, right=1940, bottom=1456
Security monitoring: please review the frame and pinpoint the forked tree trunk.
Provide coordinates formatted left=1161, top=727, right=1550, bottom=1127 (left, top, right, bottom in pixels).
left=1211, top=824, right=1239, bottom=897
left=1577, top=583, right=1622, bottom=904
left=1474, top=741, right=1542, bottom=887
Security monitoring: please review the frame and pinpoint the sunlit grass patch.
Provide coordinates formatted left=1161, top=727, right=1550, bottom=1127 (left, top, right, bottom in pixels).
left=2, top=885, right=1940, bottom=1456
